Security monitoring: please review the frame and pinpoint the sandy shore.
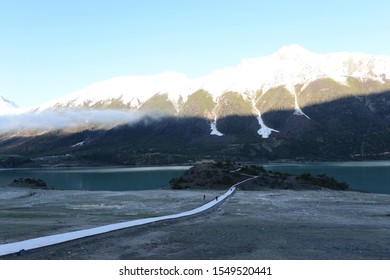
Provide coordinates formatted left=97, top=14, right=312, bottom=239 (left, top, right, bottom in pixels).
left=1, top=187, right=389, bottom=259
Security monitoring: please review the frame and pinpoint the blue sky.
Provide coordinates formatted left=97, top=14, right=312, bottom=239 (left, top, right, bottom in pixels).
left=1, top=0, right=389, bottom=107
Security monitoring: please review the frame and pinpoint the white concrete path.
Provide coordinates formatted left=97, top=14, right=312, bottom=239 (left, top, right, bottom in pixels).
left=0, top=176, right=256, bottom=257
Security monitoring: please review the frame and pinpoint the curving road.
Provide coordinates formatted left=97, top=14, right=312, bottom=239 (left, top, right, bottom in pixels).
left=0, top=176, right=256, bottom=257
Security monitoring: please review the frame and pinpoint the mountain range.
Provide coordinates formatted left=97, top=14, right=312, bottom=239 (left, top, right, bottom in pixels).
left=1, top=45, right=390, bottom=166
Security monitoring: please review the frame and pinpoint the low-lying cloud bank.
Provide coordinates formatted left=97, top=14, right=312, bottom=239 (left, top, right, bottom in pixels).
left=0, top=109, right=144, bottom=133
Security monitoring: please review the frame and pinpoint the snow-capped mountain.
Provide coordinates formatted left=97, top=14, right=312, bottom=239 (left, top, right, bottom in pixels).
left=37, top=44, right=390, bottom=111
left=32, top=44, right=390, bottom=138
left=2, top=45, right=390, bottom=167
left=37, top=71, right=194, bottom=112
left=0, top=95, right=17, bottom=115
left=192, top=44, right=388, bottom=104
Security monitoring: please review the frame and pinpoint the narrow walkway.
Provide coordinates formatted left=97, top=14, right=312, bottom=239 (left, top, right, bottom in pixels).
left=0, top=176, right=256, bottom=257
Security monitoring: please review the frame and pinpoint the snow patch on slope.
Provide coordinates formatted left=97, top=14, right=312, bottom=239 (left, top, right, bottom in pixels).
left=70, top=141, right=85, bottom=148
left=129, top=97, right=141, bottom=109
left=289, top=86, right=310, bottom=119
left=210, top=115, right=223, bottom=136
left=251, top=99, right=279, bottom=138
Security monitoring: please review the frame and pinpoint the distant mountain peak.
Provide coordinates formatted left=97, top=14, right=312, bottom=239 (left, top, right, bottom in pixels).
left=274, top=44, right=312, bottom=59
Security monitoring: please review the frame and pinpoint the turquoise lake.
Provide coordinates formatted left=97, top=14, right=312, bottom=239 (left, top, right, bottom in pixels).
left=1, top=161, right=390, bottom=194
left=0, top=166, right=189, bottom=191
left=264, top=161, right=390, bottom=195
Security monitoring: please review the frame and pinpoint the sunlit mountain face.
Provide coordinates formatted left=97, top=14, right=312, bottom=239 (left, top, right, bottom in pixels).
left=1, top=45, right=390, bottom=166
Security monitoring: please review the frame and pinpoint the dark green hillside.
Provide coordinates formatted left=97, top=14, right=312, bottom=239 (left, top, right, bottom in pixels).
left=215, top=92, right=257, bottom=136
left=137, top=93, right=177, bottom=115
left=256, top=86, right=295, bottom=129
left=298, top=78, right=352, bottom=107
left=215, top=91, right=254, bottom=117
left=179, top=89, right=215, bottom=118
left=1, top=90, right=390, bottom=167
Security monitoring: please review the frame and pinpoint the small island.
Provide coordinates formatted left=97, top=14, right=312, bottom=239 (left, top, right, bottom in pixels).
left=9, top=178, right=48, bottom=189
left=170, top=161, right=349, bottom=191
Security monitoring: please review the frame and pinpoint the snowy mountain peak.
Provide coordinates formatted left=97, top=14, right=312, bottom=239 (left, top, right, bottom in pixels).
left=274, top=44, right=313, bottom=60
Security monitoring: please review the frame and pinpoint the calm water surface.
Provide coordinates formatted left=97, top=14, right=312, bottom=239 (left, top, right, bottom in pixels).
left=1, top=162, right=390, bottom=194
left=264, top=161, right=390, bottom=194
left=0, top=166, right=190, bottom=191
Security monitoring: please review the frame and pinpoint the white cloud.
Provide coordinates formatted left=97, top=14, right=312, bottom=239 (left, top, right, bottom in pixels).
left=0, top=109, right=144, bottom=133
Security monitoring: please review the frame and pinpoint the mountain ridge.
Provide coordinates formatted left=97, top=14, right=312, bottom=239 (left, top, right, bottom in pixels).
left=34, top=45, right=390, bottom=111
left=1, top=90, right=390, bottom=167
left=1, top=45, right=390, bottom=165
left=2, top=45, right=380, bottom=138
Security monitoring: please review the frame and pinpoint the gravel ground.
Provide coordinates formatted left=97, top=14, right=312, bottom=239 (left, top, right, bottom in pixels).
left=1, top=187, right=389, bottom=259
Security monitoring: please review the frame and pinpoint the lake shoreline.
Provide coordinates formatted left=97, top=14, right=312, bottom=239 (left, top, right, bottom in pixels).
left=1, top=187, right=389, bottom=260
left=2, top=160, right=390, bottom=194
left=2, top=157, right=388, bottom=170
left=1, top=162, right=389, bottom=259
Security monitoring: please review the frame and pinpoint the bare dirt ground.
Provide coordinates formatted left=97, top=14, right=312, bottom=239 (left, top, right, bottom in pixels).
left=1, top=187, right=389, bottom=259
